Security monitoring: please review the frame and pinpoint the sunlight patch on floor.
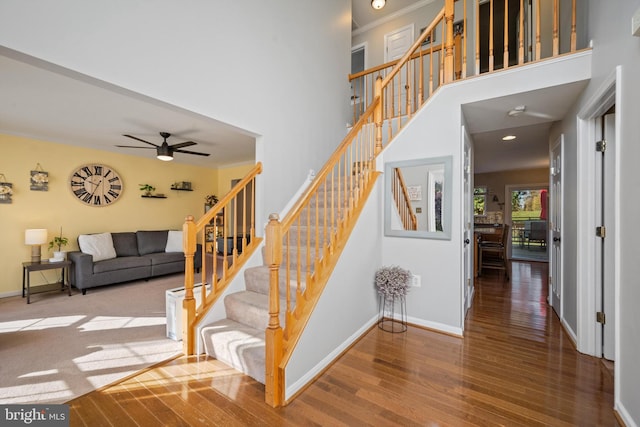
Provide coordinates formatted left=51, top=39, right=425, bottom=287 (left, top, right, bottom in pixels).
left=0, top=316, right=86, bottom=332
left=0, top=381, right=73, bottom=404
left=78, top=315, right=166, bottom=331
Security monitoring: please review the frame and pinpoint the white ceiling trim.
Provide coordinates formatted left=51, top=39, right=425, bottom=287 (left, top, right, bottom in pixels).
left=352, top=0, right=435, bottom=37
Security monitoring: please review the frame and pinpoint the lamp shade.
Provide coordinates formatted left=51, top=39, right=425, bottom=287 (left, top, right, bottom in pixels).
left=25, top=229, right=48, bottom=245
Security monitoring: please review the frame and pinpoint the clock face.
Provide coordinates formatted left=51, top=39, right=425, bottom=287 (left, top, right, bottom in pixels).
left=70, top=164, right=123, bottom=206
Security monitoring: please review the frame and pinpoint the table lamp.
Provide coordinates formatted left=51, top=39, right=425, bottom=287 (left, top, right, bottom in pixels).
left=25, top=228, right=48, bottom=262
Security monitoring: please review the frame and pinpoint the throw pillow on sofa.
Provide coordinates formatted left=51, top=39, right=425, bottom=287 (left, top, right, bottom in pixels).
left=165, top=230, right=183, bottom=253
left=111, top=232, right=139, bottom=257
left=78, top=233, right=117, bottom=262
left=137, top=230, right=169, bottom=255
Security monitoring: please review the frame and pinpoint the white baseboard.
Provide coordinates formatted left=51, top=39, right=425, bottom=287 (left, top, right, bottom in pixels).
left=0, top=290, right=22, bottom=299
left=615, top=402, right=638, bottom=427
left=406, top=315, right=463, bottom=337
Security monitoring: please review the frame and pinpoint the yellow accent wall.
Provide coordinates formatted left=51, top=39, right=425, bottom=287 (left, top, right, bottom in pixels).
left=215, top=163, right=254, bottom=195
left=0, top=134, right=220, bottom=296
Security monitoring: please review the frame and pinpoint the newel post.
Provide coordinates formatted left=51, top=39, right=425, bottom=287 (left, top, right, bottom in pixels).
left=444, top=0, right=455, bottom=83
left=374, top=76, right=383, bottom=155
left=182, top=215, right=197, bottom=355
left=265, top=213, right=284, bottom=407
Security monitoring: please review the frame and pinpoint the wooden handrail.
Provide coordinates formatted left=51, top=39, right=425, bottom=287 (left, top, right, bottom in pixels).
left=182, top=162, right=263, bottom=355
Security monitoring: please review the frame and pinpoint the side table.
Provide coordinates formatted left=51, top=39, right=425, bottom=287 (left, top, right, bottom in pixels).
left=22, top=260, right=72, bottom=304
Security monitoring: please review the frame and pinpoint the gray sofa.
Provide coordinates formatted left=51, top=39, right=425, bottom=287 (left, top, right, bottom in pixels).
left=68, top=230, right=202, bottom=294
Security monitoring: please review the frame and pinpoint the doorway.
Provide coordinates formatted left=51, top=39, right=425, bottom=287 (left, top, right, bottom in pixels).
left=506, top=184, right=549, bottom=262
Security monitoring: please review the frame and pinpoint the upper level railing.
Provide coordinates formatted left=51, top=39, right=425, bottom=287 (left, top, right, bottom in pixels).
left=349, top=0, right=579, bottom=126
left=181, top=163, right=263, bottom=355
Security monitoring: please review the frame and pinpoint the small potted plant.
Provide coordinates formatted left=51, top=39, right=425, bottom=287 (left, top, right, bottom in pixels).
left=204, top=194, right=219, bottom=208
left=49, top=227, right=69, bottom=261
left=139, top=184, right=155, bottom=196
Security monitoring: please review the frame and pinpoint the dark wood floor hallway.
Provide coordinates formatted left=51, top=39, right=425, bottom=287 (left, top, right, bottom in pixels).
left=68, top=261, right=617, bottom=426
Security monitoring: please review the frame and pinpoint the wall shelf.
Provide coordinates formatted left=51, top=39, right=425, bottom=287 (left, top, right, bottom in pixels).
left=141, top=195, right=167, bottom=199
left=170, top=188, right=193, bottom=191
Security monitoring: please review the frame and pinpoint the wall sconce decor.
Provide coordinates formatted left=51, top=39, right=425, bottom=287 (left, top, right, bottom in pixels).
left=25, top=228, right=48, bottom=262
left=30, top=163, right=49, bottom=191
left=0, top=174, right=13, bottom=204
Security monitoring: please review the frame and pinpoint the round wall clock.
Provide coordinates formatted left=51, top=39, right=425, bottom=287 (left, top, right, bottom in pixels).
left=69, top=164, right=123, bottom=206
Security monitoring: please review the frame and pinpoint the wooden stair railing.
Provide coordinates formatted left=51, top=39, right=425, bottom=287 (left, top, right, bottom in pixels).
left=182, top=162, right=263, bottom=355
left=263, top=0, right=581, bottom=408
left=392, top=167, right=418, bottom=231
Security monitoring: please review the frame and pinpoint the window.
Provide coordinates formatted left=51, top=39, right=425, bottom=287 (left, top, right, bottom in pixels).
left=474, top=186, right=487, bottom=216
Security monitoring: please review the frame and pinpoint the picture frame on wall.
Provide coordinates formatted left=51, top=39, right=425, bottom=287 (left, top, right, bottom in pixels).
left=0, top=181, right=13, bottom=204
left=30, top=164, right=49, bottom=191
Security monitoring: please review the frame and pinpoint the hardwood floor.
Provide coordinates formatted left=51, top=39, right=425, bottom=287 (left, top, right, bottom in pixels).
left=68, top=261, right=618, bottom=426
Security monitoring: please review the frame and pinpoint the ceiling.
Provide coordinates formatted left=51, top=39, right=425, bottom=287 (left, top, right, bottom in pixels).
left=352, top=0, right=428, bottom=30
left=462, top=81, right=588, bottom=173
left=2, top=2, right=586, bottom=174
left=0, top=49, right=256, bottom=168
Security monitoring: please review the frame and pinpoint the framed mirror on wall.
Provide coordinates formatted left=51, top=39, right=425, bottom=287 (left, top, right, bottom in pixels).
left=384, top=156, right=453, bottom=240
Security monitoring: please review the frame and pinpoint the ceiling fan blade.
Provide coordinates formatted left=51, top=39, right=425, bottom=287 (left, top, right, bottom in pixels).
left=115, top=145, right=156, bottom=150
left=169, top=141, right=197, bottom=149
left=173, top=149, right=210, bottom=157
left=122, top=134, right=159, bottom=147
left=526, top=111, right=554, bottom=120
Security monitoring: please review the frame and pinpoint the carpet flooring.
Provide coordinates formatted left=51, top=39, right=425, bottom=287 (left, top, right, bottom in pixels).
left=0, top=274, right=185, bottom=404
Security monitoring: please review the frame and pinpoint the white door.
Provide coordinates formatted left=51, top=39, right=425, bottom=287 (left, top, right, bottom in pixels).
left=384, top=25, right=414, bottom=62
left=384, top=25, right=414, bottom=117
left=549, top=136, right=563, bottom=316
left=601, top=113, right=616, bottom=360
left=463, top=128, right=473, bottom=314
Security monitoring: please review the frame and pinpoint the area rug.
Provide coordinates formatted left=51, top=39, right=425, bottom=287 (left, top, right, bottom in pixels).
left=0, top=274, right=186, bottom=404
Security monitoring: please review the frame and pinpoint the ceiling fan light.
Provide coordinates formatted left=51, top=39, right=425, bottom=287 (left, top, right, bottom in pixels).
left=371, top=0, right=386, bottom=10
left=157, top=145, right=173, bottom=161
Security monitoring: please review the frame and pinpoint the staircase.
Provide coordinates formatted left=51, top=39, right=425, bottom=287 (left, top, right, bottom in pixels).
left=183, top=0, right=582, bottom=407
left=200, top=183, right=338, bottom=385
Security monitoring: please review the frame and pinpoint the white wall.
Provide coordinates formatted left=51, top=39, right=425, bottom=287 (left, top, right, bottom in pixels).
left=0, top=0, right=352, bottom=226
left=381, top=51, right=591, bottom=335
left=550, top=1, right=640, bottom=424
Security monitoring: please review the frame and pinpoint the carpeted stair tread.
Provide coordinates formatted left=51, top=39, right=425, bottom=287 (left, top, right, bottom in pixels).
left=225, top=290, right=271, bottom=330
left=200, top=318, right=265, bottom=384
left=244, top=265, right=306, bottom=298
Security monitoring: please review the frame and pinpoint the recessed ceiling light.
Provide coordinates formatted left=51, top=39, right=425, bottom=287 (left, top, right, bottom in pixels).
left=502, top=135, right=517, bottom=141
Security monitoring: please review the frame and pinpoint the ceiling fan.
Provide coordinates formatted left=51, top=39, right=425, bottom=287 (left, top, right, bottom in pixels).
left=507, top=105, right=554, bottom=120
left=117, top=132, right=210, bottom=161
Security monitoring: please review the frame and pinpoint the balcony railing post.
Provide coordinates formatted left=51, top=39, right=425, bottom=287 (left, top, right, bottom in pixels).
left=182, top=215, right=197, bottom=355
left=374, top=76, right=383, bottom=155
left=265, top=213, right=284, bottom=407
left=444, top=0, right=455, bottom=83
